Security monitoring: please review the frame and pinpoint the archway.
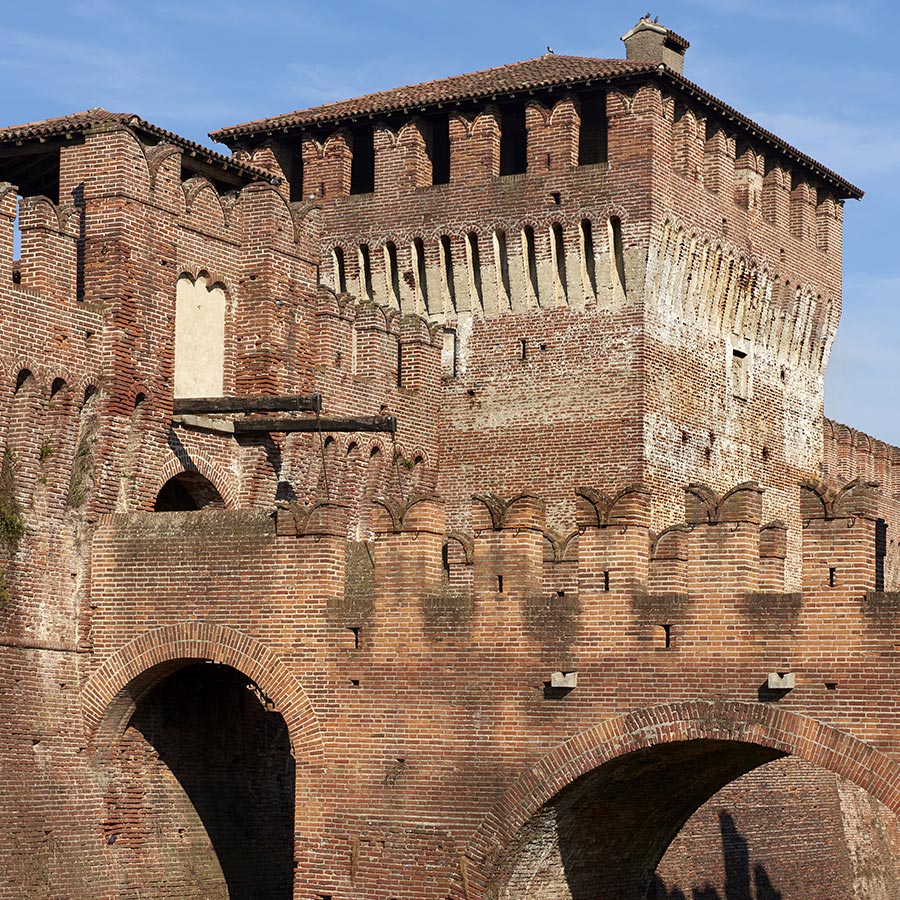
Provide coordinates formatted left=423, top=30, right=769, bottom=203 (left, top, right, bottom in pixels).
left=82, top=624, right=326, bottom=900
left=491, top=738, right=783, bottom=900
left=102, top=661, right=294, bottom=900
left=463, top=702, right=900, bottom=900
left=154, top=470, right=226, bottom=510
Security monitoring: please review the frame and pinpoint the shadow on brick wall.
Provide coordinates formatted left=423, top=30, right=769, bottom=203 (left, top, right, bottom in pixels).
left=649, top=812, right=782, bottom=900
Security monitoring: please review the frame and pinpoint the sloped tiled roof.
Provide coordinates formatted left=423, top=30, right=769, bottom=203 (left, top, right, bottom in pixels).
left=210, top=56, right=658, bottom=138
left=0, top=109, right=276, bottom=184
left=210, top=54, right=862, bottom=199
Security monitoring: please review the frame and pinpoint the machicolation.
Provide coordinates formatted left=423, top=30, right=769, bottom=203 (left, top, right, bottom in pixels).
left=1, top=15, right=900, bottom=900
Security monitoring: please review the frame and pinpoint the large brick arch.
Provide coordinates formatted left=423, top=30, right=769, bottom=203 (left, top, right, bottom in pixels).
left=81, top=622, right=324, bottom=770
left=457, top=700, right=900, bottom=898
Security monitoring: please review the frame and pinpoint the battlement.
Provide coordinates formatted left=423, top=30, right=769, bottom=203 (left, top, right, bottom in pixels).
left=86, top=473, right=896, bottom=682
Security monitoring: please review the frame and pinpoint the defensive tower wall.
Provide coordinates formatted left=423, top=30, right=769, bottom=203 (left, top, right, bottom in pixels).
left=0, top=17, right=898, bottom=900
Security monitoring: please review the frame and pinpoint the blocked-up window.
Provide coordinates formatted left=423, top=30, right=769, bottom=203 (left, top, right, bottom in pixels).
left=731, top=348, right=749, bottom=400
left=174, top=275, right=225, bottom=399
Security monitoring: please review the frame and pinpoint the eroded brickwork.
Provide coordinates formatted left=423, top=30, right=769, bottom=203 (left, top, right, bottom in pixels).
left=1, top=18, right=899, bottom=900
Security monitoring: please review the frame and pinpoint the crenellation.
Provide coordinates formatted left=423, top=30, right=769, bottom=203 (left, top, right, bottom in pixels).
left=762, top=162, right=790, bottom=226
left=703, top=127, right=736, bottom=196
left=734, top=147, right=764, bottom=212
left=790, top=179, right=817, bottom=242
left=2, top=23, right=899, bottom=900
left=672, top=107, right=705, bottom=182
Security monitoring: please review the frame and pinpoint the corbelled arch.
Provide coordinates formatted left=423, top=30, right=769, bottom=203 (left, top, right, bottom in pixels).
left=81, top=622, right=324, bottom=773
left=455, top=700, right=900, bottom=899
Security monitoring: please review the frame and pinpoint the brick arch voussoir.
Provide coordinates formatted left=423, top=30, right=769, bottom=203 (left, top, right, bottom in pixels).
left=456, top=700, right=900, bottom=899
left=146, top=449, right=238, bottom=510
left=81, top=623, right=324, bottom=768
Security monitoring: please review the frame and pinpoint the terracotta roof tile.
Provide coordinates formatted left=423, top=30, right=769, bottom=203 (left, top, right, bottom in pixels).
left=209, top=54, right=861, bottom=198
left=0, top=108, right=276, bottom=184
left=210, top=56, right=658, bottom=138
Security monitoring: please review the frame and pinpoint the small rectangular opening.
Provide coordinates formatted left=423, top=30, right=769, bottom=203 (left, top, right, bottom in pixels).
left=497, top=574, right=504, bottom=593
left=603, top=570, right=610, bottom=592
left=350, top=126, right=375, bottom=194
left=499, top=104, right=527, bottom=175
left=660, top=624, right=672, bottom=649
left=429, top=114, right=451, bottom=185
left=520, top=338, right=528, bottom=360
left=829, top=566, right=837, bottom=587
left=578, top=90, right=608, bottom=165
left=348, top=627, right=360, bottom=649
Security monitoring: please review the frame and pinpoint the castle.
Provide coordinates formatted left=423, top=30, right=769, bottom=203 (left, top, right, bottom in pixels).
left=1, top=15, right=900, bottom=899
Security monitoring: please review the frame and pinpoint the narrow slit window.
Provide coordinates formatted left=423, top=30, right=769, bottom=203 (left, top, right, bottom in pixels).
left=413, top=238, right=429, bottom=311
left=442, top=328, right=457, bottom=377
left=467, top=232, right=483, bottom=308
left=523, top=226, right=539, bottom=300
left=499, top=104, right=527, bottom=175
left=608, top=216, right=626, bottom=296
left=288, top=144, right=305, bottom=202
left=429, top=114, right=451, bottom=185
left=659, top=624, right=672, bottom=649
left=497, top=574, right=504, bottom=593
left=333, top=246, right=347, bottom=293
left=359, top=244, right=374, bottom=299
left=552, top=222, right=567, bottom=297
left=386, top=241, right=400, bottom=305
left=440, top=235, right=456, bottom=311
left=350, top=126, right=375, bottom=194
left=876, top=519, right=887, bottom=592
left=603, top=570, right=610, bottom=592
left=581, top=219, right=597, bottom=295
left=495, top=229, right=511, bottom=301
left=578, top=90, right=608, bottom=165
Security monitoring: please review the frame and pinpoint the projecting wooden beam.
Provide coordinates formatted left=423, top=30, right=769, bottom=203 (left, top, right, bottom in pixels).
left=232, top=415, right=396, bottom=434
left=173, top=394, right=323, bottom=415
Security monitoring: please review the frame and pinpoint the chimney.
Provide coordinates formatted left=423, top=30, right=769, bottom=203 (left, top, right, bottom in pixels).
left=621, top=16, right=689, bottom=75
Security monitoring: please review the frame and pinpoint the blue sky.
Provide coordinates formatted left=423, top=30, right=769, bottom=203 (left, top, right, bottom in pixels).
left=5, top=0, right=898, bottom=443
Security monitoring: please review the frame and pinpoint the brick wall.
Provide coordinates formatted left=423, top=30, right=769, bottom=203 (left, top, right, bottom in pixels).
left=0, top=54, right=898, bottom=900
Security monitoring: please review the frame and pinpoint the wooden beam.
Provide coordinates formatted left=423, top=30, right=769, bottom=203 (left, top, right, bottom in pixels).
left=173, top=394, right=322, bottom=415
left=233, top=415, right=396, bottom=434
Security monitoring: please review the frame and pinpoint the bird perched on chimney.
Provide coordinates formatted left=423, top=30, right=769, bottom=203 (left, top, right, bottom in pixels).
left=546, top=45, right=555, bottom=54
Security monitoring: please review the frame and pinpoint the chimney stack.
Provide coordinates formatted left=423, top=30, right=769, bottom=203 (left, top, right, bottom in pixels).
left=621, top=16, right=689, bottom=75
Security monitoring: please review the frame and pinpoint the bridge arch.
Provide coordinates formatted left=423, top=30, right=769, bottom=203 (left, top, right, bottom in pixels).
left=81, top=622, right=324, bottom=766
left=82, top=624, right=325, bottom=900
left=459, top=700, right=900, bottom=900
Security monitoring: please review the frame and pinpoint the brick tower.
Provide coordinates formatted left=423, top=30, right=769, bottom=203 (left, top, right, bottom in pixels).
left=1, top=16, right=899, bottom=900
